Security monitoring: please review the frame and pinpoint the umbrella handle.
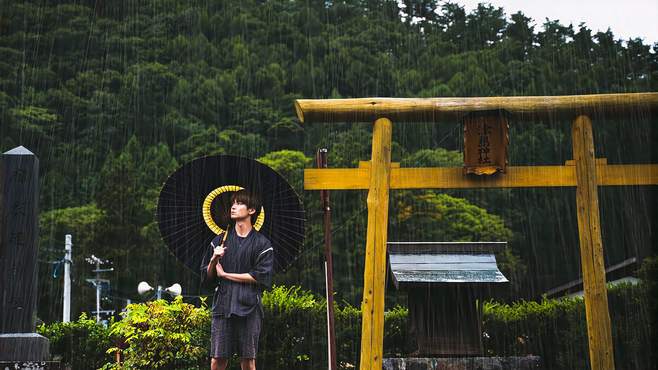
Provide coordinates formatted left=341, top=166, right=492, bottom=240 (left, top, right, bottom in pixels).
left=221, top=225, right=230, bottom=247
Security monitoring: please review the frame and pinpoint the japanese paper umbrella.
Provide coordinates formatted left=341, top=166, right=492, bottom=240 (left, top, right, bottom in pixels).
left=156, top=155, right=305, bottom=274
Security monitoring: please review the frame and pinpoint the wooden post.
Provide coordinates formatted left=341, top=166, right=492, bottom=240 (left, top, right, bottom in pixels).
left=360, top=118, right=392, bottom=370
left=572, top=115, right=615, bottom=370
left=317, top=149, right=337, bottom=370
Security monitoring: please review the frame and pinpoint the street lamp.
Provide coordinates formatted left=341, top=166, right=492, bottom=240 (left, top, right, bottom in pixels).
left=137, top=281, right=182, bottom=299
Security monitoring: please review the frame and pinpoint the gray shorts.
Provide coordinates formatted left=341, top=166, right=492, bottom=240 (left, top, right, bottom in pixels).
left=210, top=309, right=262, bottom=359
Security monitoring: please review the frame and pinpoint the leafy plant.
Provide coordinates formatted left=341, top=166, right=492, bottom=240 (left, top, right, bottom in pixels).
left=37, top=313, right=113, bottom=369
left=38, top=283, right=652, bottom=370
left=101, top=296, right=210, bottom=369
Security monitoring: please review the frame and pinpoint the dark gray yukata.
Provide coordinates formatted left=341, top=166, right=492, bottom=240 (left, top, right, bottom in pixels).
left=200, top=228, right=273, bottom=359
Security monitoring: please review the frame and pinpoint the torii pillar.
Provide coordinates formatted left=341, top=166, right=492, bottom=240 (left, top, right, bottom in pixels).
left=359, top=118, right=392, bottom=369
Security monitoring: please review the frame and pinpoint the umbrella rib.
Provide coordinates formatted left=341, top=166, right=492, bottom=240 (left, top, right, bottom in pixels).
left=161, top=219, right=212, bottom=241
left=269, top=223, right=306, bottom=238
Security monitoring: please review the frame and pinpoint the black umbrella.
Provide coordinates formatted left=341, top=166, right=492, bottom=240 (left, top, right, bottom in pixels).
left=157, top=155, right=305, bottom=274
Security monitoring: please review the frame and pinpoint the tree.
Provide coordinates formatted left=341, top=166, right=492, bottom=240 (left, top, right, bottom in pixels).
left=8, top=106, right=61, bottom=149
left=1, top=0, right=653, bottom=320
left=120, top=62, right=178, bottom=139
left=390, top=191, right=512, bottom=242
left=177, top=127, right=269, bottom=163
left=465, top=3, right=506, bottom=49
left=94, top=140, right=144, bottom=245
left=258, top=150, right=310, bottom=194
left=401, top=147, right=462, bottom=167
left=138, top=143, right=179, bottom=245
left=437, top=2, right=467, bottom=49
left=504, top=11, right=534, bottom=61
left=401, top=0, right=439, bottom=24
left=267, top=117, right=304, bottom=151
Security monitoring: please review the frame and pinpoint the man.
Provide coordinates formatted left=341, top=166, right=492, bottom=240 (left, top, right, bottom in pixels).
left=201, top=189, right=274, bottom=370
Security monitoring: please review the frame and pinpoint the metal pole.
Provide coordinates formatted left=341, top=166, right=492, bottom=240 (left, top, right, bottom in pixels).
left=95, top=260, right=101, bottom=323
left=63, top=234, right=72, bottom=323
left=317, top=148, right=337, bottom=370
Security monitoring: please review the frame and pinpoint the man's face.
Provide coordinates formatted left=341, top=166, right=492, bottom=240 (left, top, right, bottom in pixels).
left=230, top=201, right=255, bottom=222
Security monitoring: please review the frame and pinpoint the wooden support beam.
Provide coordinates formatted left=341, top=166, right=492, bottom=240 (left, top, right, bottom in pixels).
left=359, top=161, right=400, bottom=169
left=565, top=158, right=607, bottom=166
left=295, top=93, right=658, bottom=124
left=303, top=164, right=658, bottom=190
left=360, top=118, right=392, bottom=370
left=572, top=115, right=615, bottom=370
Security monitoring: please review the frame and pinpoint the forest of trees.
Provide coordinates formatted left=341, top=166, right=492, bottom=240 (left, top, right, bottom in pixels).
left=0, top=0, right=656, bottom=323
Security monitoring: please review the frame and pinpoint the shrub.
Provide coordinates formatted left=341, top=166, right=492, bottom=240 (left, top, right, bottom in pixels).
left=101, top=296, right=210, bottom=369
left=38, top=283, right=652, bottom=370
left=37, top=313, right=113, bottom=369
left=482, top=282, right=652, bottom=370
left=260, top=285, right=406, bottom=369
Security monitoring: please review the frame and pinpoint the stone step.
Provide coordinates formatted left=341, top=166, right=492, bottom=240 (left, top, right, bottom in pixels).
left=383, top=356, right=542, bottom=370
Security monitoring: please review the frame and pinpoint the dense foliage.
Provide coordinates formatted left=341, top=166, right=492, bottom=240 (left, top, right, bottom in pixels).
left=38, top=283, right=652, bottom=369
left=2, top=1, right=656, bottom=359
left=484, top=283, right=652, bottom=370
left=37, top=313, right=114, bottom=369
left=102, top=296, right=210, bottom=369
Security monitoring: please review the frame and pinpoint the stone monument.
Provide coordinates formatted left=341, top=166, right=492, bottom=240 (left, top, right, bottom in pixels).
left=0, top=146, right=51, bottom=364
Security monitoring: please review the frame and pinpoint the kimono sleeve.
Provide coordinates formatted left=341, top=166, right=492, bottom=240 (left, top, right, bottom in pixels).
left=200, top=234, right=222, bottom=289
left=249, top=239, right=274, bottom=289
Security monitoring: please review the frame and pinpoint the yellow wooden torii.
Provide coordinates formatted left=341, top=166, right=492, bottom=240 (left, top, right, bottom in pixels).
left=296, top=92, right=658, bottom=370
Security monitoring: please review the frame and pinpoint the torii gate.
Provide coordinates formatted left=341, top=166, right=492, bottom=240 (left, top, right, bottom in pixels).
left=296, top=92, right=658, bottom=370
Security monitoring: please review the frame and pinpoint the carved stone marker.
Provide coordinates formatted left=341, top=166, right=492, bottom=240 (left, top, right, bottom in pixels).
left=0, top=146, right=50, bottom=361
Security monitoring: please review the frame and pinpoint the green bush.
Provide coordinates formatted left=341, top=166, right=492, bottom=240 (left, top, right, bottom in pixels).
left=259, top=285, right=406, bottom=369
left=39, top=283, right=652, bottom=370
left=482, top=283, right=652, bottom=370
left=101, top=296, right=210, bottom=369
left=37, top=313, right=113, bottom=369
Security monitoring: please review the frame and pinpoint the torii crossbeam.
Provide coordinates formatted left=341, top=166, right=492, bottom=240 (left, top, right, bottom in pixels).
left=297, top=92, right=658, bottom=370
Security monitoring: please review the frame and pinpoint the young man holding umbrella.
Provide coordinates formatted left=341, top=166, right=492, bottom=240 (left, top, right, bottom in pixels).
left=201, top=190, right=274, bottom=370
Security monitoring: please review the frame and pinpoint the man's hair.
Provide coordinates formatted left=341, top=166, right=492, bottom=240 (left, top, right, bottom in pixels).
left=230, top=189, right=261, bottom=224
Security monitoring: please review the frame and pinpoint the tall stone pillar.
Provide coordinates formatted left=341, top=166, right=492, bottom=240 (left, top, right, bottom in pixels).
left=0, top=146, right=50, bottom=361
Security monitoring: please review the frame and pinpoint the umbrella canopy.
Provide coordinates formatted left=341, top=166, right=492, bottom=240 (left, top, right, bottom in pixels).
left=157, top=155, right=304, bottom=274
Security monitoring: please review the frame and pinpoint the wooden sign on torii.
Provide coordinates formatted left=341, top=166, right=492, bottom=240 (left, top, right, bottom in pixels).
left=296, top=92, right=658, bottom=370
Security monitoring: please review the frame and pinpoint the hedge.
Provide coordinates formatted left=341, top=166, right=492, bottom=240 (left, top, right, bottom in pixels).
left=482, top=283, right=652, bottom=370
left=38, top=283, right=652, bottom=370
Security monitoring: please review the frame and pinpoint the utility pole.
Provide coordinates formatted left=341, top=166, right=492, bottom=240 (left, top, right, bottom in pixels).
left=85, top=255, right=114, bottom=323
left=63, top=234, right=72, bottom=323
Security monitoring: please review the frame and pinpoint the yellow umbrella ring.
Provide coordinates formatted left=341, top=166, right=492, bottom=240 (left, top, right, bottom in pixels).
left=202, top=185, right=265, bottom=235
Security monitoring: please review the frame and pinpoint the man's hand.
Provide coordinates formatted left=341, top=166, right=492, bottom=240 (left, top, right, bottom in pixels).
left=210, top=245, right=226, bottom=262
left=207, top=244, right=227, bottom=279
